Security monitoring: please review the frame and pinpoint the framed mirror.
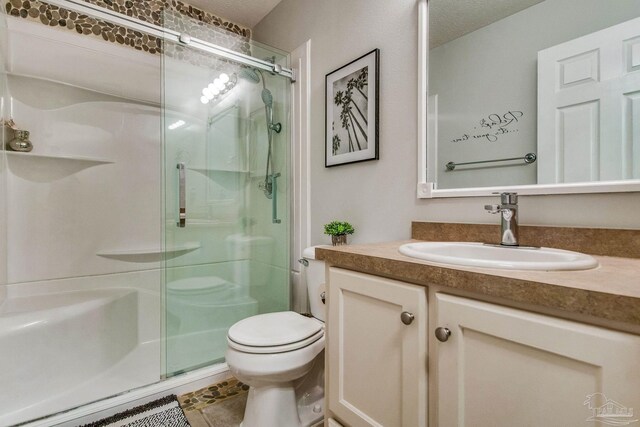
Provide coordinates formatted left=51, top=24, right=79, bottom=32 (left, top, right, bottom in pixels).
left=417, top=0, right=640, bottom=198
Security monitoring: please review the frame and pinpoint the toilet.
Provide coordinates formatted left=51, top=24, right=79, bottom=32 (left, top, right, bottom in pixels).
left=225, top=246, right=327, bottom=427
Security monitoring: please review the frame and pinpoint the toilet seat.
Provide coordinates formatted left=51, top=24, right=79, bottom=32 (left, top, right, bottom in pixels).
left=227, top=311, right=324, bottom=354
left=228, top=329, right=324, bottom=354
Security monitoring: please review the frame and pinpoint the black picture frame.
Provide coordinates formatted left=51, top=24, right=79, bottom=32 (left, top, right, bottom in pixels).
left=325, top=48, right=379, bottom=167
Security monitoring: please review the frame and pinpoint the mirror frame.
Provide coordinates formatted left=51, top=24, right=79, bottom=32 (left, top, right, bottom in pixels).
left=416, top=0, right=640, bottom=198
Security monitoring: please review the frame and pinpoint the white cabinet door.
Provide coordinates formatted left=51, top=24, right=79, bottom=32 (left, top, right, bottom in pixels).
left=435, top=293, right=640, bottom=427
left=538, top=16, right=640, bottom=183
left=327, top=268, right=427, bottom=427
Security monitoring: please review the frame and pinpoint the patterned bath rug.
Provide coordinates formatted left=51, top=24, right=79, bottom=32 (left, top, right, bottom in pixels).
left=79, top=395, right=190, bottom=427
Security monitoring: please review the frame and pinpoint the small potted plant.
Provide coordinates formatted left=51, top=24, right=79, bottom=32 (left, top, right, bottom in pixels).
left=324, top=221, right=355, bottom=246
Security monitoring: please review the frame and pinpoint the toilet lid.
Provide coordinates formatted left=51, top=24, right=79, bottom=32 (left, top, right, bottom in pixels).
left=228, top=311, right=323, bottom=347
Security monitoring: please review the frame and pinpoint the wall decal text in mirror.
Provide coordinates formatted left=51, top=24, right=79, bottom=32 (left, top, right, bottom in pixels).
left=451, top=110, right=524, bottom=144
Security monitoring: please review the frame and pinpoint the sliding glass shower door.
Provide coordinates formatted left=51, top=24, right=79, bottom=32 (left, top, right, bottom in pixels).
left=162, top=14, right=291, bottom=376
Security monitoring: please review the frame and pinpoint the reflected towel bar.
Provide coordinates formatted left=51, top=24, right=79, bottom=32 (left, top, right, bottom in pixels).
left=445, top=152, right=537, bottom=171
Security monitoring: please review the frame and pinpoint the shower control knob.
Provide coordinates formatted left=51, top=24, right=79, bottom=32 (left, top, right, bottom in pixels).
left=435, top=327, right=451, bottom=342
left=400, top=311, right=415, bottom=325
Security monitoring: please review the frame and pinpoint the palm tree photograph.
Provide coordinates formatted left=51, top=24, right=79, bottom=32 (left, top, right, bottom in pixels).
left=325, top=49, right=379, bottom=167
left=332, top=66, right=369, bottom=155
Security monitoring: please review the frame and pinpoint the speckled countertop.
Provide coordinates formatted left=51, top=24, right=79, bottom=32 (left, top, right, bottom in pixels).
left=316, top=239, right=640, bottom=327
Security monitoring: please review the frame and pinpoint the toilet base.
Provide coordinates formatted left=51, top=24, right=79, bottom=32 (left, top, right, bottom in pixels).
left=225, top=327, right=325, bottom=427
left=241, top=382, right=301, bottom=427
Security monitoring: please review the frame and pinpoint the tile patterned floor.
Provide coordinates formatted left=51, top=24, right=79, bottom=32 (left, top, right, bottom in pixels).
left=178, top=377, right=249, bottom=427
left=179, top=377, right=324, bottom=427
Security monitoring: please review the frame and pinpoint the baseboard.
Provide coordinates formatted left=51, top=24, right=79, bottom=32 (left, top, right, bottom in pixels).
left=22, top=364, right=231, bottom=427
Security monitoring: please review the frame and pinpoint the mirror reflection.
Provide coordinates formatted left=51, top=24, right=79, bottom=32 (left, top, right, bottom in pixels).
left=428, top=0, right=640, bottom=190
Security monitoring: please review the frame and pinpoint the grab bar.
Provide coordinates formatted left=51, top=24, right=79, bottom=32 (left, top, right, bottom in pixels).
left=271, top=173, right=281, bottom=224
left=445, top=152, right=537, bottom=171
left=177, top=163, right=186, bottom=227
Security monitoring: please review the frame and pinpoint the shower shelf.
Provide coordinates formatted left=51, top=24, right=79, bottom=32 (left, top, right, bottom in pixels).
left=5, top=152, right=114, bottom=181
left=5, top=151, right=114, bottom=165
left=96, top=242, right=201, bottom=262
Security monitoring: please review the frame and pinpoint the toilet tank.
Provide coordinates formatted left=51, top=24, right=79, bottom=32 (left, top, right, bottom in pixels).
left=302, top=246, right=329, bottom=322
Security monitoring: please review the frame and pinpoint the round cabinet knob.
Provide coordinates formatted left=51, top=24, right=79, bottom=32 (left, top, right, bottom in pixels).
left=400, top=311, right=415, bottom=325
left=435, top=327, right=451, bottom=342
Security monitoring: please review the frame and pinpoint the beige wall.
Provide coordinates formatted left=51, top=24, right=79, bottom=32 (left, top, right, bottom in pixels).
left=254, top=0, right=640, bottom=245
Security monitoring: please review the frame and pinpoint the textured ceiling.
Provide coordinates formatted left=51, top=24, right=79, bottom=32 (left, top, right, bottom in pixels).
left=186, top=0, right=284, bottom=28
left=430, top=0, right=545, bottom=49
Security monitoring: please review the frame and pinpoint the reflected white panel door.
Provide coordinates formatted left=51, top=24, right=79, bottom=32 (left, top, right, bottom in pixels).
left=327, top=268, right=427, bottom=427
left=538, top=16, right=640, bottom=183
left=434, top=293, right=640, bottom=427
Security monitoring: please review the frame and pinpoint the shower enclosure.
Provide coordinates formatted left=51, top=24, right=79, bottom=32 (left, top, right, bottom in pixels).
left=0, top=2, right=291, bottom=425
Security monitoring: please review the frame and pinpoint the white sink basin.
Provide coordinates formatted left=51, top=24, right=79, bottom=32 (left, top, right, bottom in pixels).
left=398, top=242, right=599, bottom=271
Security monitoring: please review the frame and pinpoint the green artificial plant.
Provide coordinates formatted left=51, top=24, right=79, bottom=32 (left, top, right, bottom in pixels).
left=323, top=221, right=355, bottom=236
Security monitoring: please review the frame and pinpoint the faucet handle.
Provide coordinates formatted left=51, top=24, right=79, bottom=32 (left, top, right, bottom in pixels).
left=492, top=191, right=518, bottom=205
left=484, top=204, right=500, bottom=214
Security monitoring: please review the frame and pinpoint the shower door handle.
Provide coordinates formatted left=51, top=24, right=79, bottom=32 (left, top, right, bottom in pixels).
left=177, top=163, right=186, bottom=228
left=272, top=173, right=281, bottom=224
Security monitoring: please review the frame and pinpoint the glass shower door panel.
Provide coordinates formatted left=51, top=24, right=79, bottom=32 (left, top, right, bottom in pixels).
left=163, top=46, right=244, bottom=375
left=245, top=43, right=291, bottom=318
left=163, top=35, right=290, bottom=376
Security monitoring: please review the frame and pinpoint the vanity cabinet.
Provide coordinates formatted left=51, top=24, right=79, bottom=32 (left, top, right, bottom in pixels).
left=326, top=268, right=427, bottom=427
left=433, top=293, right=640, bottom=427
left=326, top=267, right=640, bottom=427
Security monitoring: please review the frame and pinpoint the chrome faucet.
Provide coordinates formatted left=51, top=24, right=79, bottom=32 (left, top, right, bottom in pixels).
left=484, top=192, right=519, bottom=246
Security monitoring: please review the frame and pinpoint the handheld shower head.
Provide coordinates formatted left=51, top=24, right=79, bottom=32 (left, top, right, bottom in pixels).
left=260, top=88, right=280, bottom=132
left=261, top=88, right=273, bottom=108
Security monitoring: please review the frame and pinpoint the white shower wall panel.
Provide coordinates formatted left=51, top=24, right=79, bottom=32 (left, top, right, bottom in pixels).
left=5, top=18, right=161, bottom=105
left=6, top=98, right=163, bottom=284
left=2, top=16, right=166, bottom=286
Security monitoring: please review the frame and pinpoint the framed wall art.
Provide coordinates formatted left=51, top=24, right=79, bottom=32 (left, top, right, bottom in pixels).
left=325, top=48, right=379, bottom=167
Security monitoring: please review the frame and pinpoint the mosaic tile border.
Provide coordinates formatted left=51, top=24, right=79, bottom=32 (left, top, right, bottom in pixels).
left=178, top=377, right=249, bottom=412
left=4, top=0, right=251, bottom=56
